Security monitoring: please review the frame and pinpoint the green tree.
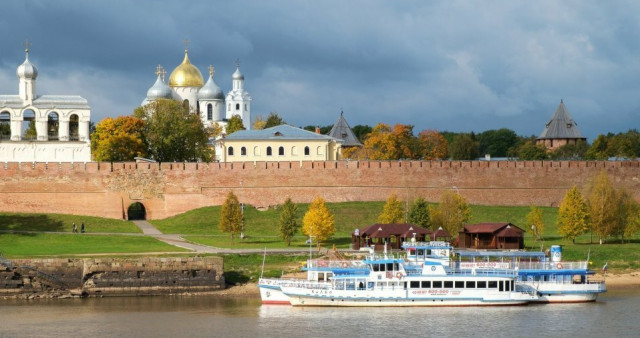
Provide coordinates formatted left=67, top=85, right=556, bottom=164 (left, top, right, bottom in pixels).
left=91, top=116, right=147, bottom=162
left=265, top=112, right=285, bottom=128
left=302, top=197, right=335, bottom=244
left=226, top=114, right=245, bottom=134
left=378, top=194, right=405, bottom=224
left=585, top=171, right=618, bottom=244
left=351, top=124, right=373, bottom=143
left=24, top=120, right=37, bottom=140
left=448, top=133, right=479, bottom=160
left=219, top=191, right=243, bottom=243
left=134, top=99, right=211, bottom=162
left=279, top=198, right=300, bottom=246
left=557, top=186, right=589, bottom=243
left=526, top=206, right=545, bottom=243
left=585, top=134, right=609, bottom=160
left=408, top=197, right=430, bottom=228
left=613, top=189, right=640, bottom=243
left=516, top=140, right=548, bottom=160
left=549, top=140, right=588, bottom=160
left=477, top=128, right=519, bottom=157
left=429, top=190, right=471, bottom=237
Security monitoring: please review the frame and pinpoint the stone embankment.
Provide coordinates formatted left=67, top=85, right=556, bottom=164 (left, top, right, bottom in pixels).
left=0, top=257, right=224, bottom=299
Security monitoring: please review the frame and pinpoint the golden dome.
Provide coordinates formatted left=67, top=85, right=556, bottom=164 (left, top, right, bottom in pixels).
left=168, top=50, right=204, bottom=87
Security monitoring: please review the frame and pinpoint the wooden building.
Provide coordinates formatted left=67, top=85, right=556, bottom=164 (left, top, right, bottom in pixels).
left=457, top=223, right=525, bottom=250
left=351, top=224, right=431, bottom=251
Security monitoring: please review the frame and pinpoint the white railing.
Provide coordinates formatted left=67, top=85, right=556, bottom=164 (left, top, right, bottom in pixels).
left=515, top=261, right=588, bottom=270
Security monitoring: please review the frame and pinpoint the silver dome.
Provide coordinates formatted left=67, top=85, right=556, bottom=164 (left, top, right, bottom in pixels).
left=146, top=75, right=172, bottom=100
left=232, top=66, right=244, bottom=80
left=17, top=53, right=38, bottom=80
left=199, top=74, right=224, bottom=100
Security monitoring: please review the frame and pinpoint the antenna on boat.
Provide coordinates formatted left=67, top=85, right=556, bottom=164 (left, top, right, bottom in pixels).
left=260, top=247, right=267, bottom=279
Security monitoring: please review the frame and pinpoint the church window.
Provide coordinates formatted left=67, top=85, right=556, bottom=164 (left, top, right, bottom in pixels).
left=47, top=112, right=59, bottom=141
left=278, top=146, right=285, bottom=156
left=241, top=147, right=247, bottom=156
left=244, top=104, right=247, bottom=111
left=22, top=109, right=36, bottom=141
left=69, top=114, right=79, bottom=141
left=291, top=146, right=297, bottom=156
left=254, top=146, right=260, bottom=156
left=183, top=100, right=189, bottom=110
left=228, top=103, right=231, bottom=111
left=0, top=112, right=11, bottom=140
left=207, top=104, right=213, bottom=120
left=317, top=146, right=323, bottom=155
left=267, top=146, right=273, bottom=156
left=304, top=146, right=310, bottom=156
left=228, top=147, right=234, bottom=156
left=236, top=103, right=240, bottom=111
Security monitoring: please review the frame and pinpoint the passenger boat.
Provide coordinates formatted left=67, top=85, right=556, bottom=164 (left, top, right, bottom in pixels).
left=277, top=248, right=538, bottom=307
left=453, top=245, right=606, bottom=303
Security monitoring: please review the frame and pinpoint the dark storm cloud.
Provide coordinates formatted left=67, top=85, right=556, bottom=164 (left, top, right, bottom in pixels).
left=1, top=0, right=638, bottom=140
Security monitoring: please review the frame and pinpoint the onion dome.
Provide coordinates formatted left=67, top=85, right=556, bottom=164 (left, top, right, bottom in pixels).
left=17, top=49, right=38, bottom=80
left=232, top=65, right=244, bottom=80
left=199, top=66, right=224, bottom=100
left=169, top=49, right=204, bottom=87
left=146, top=74, right=172, bottom=100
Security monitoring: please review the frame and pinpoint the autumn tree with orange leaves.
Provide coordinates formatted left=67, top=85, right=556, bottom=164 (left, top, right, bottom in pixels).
left=91, top=116, right=147, bottom=162
left=418, top=130, right=448, bottom=160
left=358, top=123, right=418, bottom=160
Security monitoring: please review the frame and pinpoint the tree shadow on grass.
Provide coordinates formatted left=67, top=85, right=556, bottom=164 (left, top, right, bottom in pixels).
left=0, top=214, right=65, bottom=235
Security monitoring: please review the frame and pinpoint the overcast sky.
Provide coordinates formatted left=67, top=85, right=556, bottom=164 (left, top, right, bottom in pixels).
left=1, top=0, right=639, bottom=140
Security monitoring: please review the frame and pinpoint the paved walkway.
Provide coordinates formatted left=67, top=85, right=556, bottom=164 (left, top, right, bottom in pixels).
left=132, top=220, right=219, bottom=253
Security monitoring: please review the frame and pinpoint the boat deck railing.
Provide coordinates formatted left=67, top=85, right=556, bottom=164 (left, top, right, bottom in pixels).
left=306, top=260, right=369, bottom=269
left=515, top=261, right=588, bottom=270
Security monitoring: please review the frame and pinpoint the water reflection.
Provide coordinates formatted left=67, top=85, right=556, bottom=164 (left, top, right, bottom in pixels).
left=1, top=290, right=638, bottom=338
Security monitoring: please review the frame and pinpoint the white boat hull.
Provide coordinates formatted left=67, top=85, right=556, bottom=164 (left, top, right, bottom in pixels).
left=518, top=281, right=606, bottom=303
left=282, top=287, right=536, bottom=307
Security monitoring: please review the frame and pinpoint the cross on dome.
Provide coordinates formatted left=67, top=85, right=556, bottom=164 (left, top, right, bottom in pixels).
left=155, top=64, right=163, bottom=77
left=209, top=65, right=215, bottom=77
left=23, top=38, right=31, bottom=53
left=184, top=38, right=190, bottom=52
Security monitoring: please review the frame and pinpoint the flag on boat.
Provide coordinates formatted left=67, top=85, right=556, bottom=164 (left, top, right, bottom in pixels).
left=602, top=262, right=608, bottom=273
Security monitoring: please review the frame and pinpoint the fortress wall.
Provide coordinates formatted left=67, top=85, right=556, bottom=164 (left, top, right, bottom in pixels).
left=0, top=160, right=638, bottom=219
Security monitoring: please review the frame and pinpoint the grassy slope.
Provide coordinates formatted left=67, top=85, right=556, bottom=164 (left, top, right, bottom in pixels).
left=0, top=233, right=188, bottom=257
left=0, top=212, right=141, bottom=233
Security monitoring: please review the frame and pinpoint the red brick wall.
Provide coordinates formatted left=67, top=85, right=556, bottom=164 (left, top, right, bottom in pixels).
left=0, top=161, right=638, bottom=219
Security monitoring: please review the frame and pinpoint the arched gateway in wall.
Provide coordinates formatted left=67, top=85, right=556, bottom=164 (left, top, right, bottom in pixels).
left=127, top=202, right=146, bottom=220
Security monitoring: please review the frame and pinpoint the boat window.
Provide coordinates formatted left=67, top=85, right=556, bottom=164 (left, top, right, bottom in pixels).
left=410, top=281, right=420, bottom=288
left=510, top=281, right=514, bottom=291
left=488, top=281, right=498, bottom=289
left=417, top=249, right=425, bottom=257
left=408, top=249, right=415, bottom=257
left=477, top=281, right=487, bottom=288
left=421, top=281, right=431, bottom=288
left=426, top=249, right=431, bottom=255
left=465, top=281, right=475, bottom=288
left=444, top=281, right=453, bottom=288
left=403, top=282, right=407, bottom=290
left=433, top=281, right=442, bottom=288
left=499, top=281, right=504, bottom=292
left=387, top=263, right=394, bottom=271
left=455, top=281, right=464, bottom=288
left=372, top=264, right=379, bottom=272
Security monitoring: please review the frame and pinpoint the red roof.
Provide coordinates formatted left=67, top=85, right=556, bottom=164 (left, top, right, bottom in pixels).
left=359, top=224, right=431, bottom=238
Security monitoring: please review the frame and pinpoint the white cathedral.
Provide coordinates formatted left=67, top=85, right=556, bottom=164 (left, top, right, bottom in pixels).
left=141, top=46, right=252, bottom=133
left=0, top=46, right=92, bottom=162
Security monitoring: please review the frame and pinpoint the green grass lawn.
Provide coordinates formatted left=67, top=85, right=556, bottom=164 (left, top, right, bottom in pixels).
left=0, top=233, right=188, bottom=257
left=0, top=212, right=141, bottom=233
left=2, top=202, right=639, bottom=273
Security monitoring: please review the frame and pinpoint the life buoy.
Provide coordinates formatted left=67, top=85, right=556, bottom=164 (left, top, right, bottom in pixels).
left=342, top=262, right=348, bottom=268
left=396, top=272, right=402, bottom=279
left=556, top=263, right=563, bottom=269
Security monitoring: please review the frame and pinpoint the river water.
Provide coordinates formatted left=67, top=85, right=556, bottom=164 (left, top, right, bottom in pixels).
left=1, top=289, right=639, bottom=338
